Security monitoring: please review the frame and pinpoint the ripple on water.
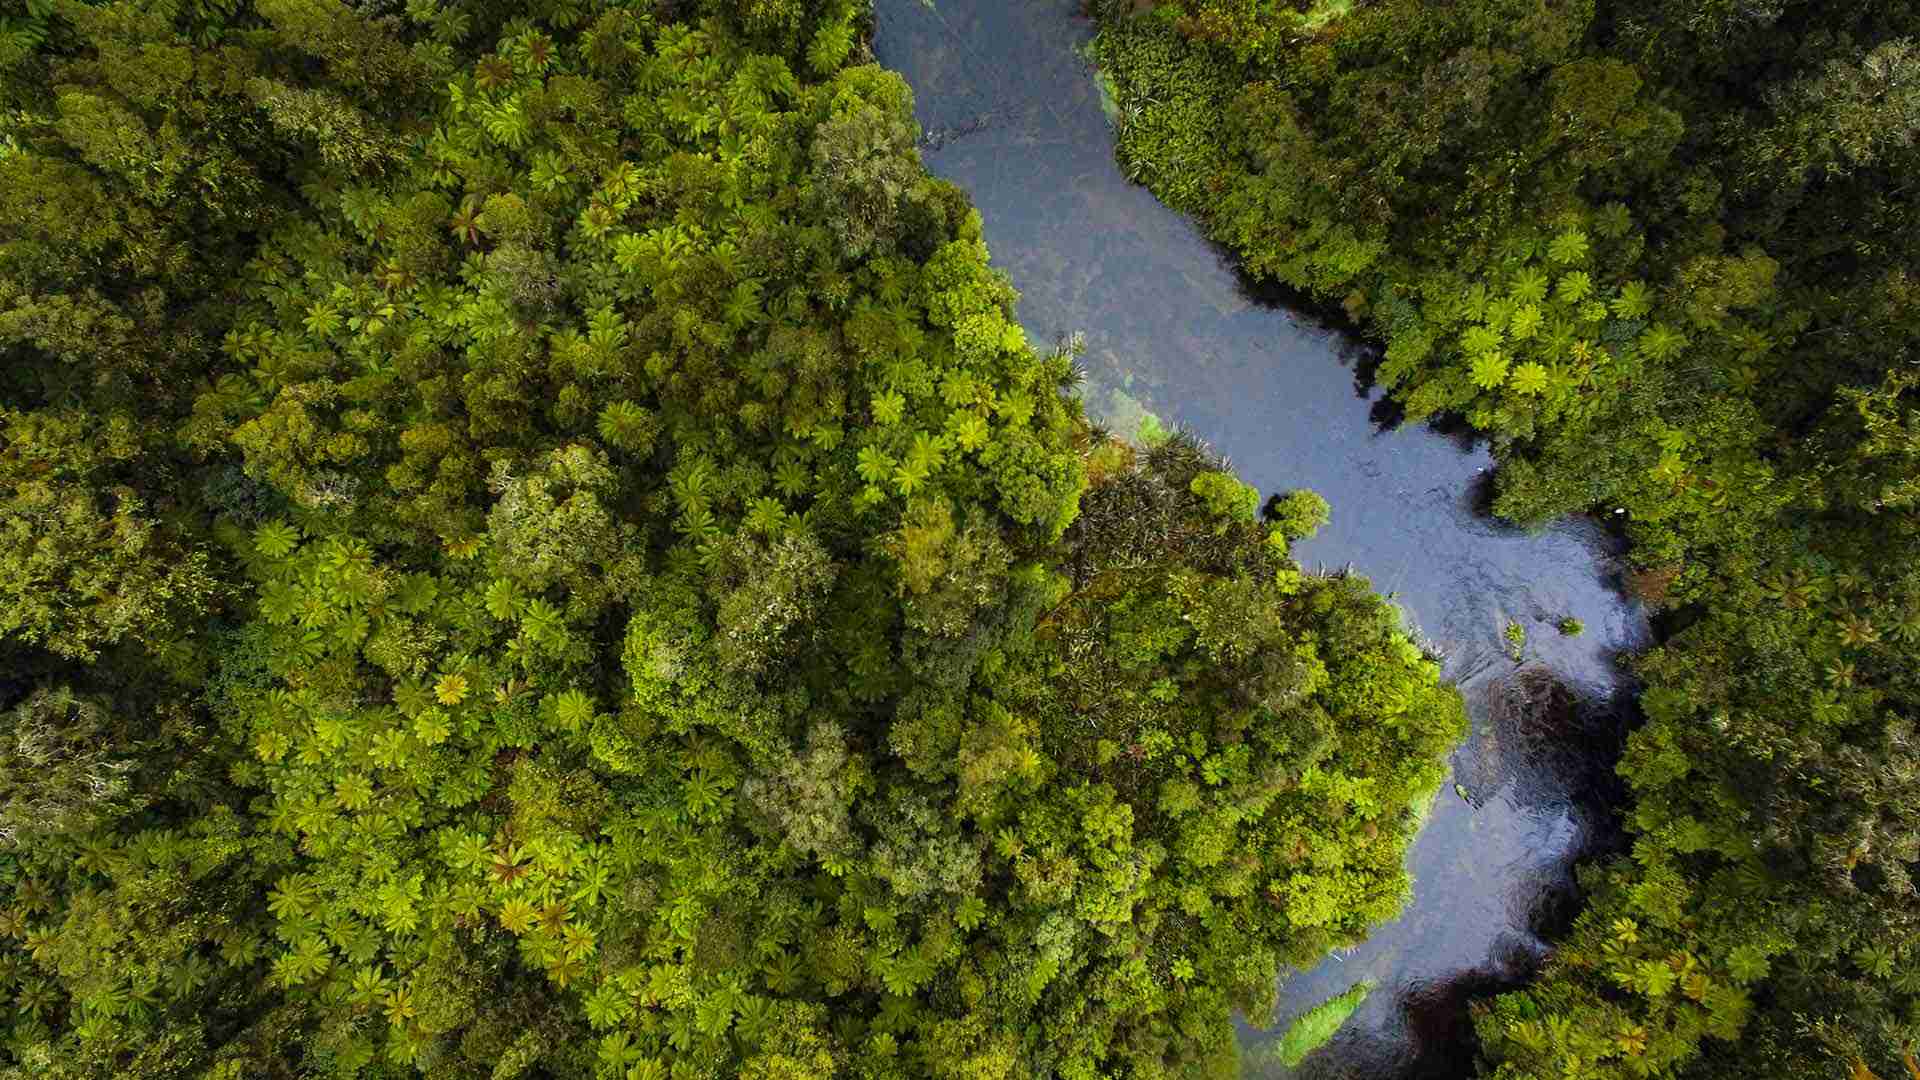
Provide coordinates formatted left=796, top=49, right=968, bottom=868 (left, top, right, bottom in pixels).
left=873, top=2, right=1650, bottom=1075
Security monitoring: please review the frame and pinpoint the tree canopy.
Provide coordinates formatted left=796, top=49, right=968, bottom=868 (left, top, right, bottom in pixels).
left=0, top=2, right=1464, bottom=1077
left=1095, top=1, right=1920, bottom=1077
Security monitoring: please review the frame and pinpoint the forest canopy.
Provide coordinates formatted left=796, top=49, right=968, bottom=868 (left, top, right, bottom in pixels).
left=1092, top=1, right=1920, bottom=1078
left=0, top=1, right=1465, bottom=1077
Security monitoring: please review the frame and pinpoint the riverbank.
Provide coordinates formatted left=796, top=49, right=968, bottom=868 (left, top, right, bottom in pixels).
left=872, top=1, right=1649, bottom=1072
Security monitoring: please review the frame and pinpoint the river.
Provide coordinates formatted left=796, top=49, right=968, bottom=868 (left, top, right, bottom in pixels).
left=872, top=2, right=1652, bottom=1075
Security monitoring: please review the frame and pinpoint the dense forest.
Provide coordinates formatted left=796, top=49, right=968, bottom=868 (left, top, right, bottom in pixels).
left=0, top=0, right=1473, bottom=1076
left=1092, top=0, right=1920, bottom=1077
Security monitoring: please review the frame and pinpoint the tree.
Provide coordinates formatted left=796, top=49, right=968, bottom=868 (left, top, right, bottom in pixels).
left=0, top=687, right=139, bottom=847
left=805, top=66, right=933, bottom=262
left=0, top=409, right=217, bottom=660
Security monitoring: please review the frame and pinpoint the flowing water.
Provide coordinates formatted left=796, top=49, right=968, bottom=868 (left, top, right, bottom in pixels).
left=873, top=2, right=1652, bottom=1076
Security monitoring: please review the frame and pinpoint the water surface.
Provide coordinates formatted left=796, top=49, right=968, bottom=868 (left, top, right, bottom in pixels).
left=874, top=2, right=1651, bottom=1075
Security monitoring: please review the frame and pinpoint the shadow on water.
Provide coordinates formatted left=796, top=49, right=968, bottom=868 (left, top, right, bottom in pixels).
left=871, top=1, right=1651, bottom=1076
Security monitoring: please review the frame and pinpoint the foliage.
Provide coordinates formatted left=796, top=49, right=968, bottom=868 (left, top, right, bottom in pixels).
left=1265, top=489, right=1330, bottom=543
left=1504, top=620, right=1527, bottom=661
left=0, top=409, right=218, bottom=660
left=1095, top=1, right=1920, bottom=1077
left=0, top=687, right=138, bottom=848
left=0, top=2, right=1466, bottom=1077
left=1268, top=979, right=1373, bottom=1070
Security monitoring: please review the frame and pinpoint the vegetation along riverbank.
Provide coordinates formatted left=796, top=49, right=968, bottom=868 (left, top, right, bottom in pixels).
left=1092, top=0, right=1920, bottom=1077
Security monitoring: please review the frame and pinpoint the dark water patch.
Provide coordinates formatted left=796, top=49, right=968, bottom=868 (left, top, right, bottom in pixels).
left=874, top=1, right=1651, bottom=1075
left=1292, top=961, right=1537, bottom=1080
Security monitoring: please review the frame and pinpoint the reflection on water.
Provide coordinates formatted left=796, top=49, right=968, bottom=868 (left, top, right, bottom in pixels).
left=872, top=1, right=1651, bottom=1075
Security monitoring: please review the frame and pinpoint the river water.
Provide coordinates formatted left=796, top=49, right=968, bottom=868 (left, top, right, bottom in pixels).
left=872, top=2, right=1652, bottom=1075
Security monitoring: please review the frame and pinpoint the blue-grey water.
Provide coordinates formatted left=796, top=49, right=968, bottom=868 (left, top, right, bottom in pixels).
left=873, top=2, right=1652, bottom=1076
